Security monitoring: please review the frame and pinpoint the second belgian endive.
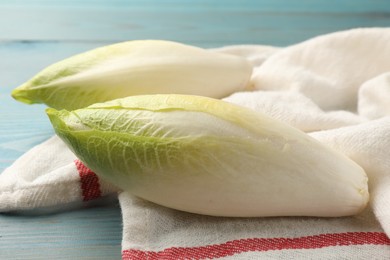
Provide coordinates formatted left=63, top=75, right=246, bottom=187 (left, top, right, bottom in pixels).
left=11, top=40, right=252, bottom=110
left=47, top=94, right=369, bottom=217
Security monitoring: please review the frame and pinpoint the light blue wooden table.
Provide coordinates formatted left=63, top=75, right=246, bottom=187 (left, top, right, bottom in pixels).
left=1, top=0, right=389, bottom=259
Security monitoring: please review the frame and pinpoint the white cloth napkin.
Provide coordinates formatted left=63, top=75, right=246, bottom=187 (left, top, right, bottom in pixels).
left=0, top=136, right=118, bottom=213
left=1, top=28, right=390, bottom=259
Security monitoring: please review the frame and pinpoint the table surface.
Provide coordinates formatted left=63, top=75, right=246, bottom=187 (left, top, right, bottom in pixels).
left=1, top=0, right=390, bottom=259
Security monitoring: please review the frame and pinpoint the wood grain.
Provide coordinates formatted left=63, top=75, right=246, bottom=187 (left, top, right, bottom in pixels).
left=1, top=0, right=389, bottom=46
left=0, top=0, right=389, bottom=259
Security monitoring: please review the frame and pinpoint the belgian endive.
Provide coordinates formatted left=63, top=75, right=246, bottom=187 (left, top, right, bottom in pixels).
left=12, top=40, right=252, bottom=110
left=47, top=94, right=369, bottom=217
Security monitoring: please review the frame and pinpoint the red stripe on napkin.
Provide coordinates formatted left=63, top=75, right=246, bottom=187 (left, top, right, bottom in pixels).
left=122, top=232, right=390, bottom=260
left=74, top=159, right=101, bottom=201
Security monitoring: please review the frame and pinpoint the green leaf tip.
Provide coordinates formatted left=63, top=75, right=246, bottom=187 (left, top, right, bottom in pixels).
left=11, top=85, right=36, bottom=105
left=46, top=107, right=64, bottom=130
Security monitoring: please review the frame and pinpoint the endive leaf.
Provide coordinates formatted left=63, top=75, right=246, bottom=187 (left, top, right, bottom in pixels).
left=12, top=40, right=252, bottom=110
left=47, top=94, right=369, bottom=217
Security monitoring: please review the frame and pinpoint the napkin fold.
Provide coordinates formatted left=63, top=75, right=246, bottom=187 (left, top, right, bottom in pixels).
left=2, top=28, right=390, bottom=259
left=0, top=136, right=118, bottom=213
left=252, top=28, right=390, bottom=112
left=311, top=118, right=390, bottom=236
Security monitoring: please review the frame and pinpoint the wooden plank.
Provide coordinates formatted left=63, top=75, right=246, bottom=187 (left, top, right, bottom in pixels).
left=0, top=204, right=122, bottom=259
left=0, top=41, right=105, bottom=90
left=0, top=0, right=389, bottom=46
left=1, top=0, right=390, bottom=12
